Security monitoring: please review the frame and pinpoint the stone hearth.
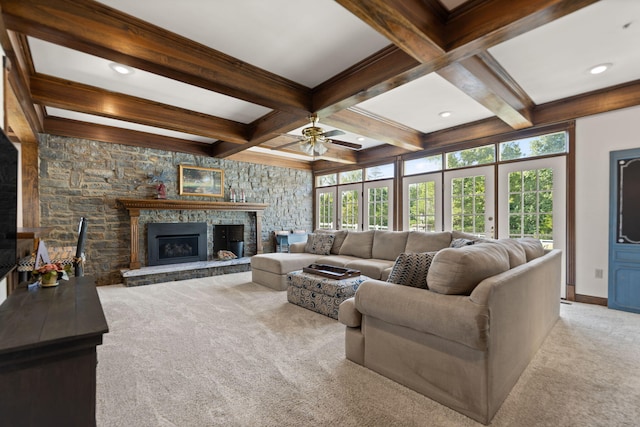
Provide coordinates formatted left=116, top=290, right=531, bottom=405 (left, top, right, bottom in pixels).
left=121, top=257, right=251, bottom=287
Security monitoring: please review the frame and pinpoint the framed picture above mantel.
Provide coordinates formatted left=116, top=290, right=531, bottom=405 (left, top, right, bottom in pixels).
left=179, top=165, right=224, bottom=197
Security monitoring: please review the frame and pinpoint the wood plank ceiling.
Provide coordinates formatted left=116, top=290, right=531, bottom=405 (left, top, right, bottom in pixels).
left=1, top=0, right=640, bottom=171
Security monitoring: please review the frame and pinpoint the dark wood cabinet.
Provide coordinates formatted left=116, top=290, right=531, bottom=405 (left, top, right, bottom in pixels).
left=0, top=276, right=109, bottom=426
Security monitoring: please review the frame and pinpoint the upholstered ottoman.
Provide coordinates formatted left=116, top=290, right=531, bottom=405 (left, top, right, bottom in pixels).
left=286, top=270, right=369, bottom=319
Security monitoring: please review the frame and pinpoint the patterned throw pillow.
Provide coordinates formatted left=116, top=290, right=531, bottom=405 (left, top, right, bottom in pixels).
left=387, top=252, right=437, bottom=289
left=450, top=238, right=476, bottom=248
left=305, top=233, right=335, bottom=255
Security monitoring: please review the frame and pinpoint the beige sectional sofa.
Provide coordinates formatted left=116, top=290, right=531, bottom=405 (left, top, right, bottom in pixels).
left=251, top=229, right=562, bottom=424
left=250, top=229, right=452, bottom=290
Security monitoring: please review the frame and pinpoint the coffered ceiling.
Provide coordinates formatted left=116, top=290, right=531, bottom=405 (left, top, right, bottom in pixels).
left=2, top=0, right=640, bottom=170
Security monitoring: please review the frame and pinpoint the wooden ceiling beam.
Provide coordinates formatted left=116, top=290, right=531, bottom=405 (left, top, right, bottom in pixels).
left=30, top=74, right=249, bottom=143
left=446, top=0, right=600, bottom=52
left=325, top=108, right=423, bottom=152
left=438, top=53, right=533, bottom=129
left=335, top=0, right=446, bottom=63
left=44, top=116, right=215, bottom=157
left=0, top=0, right=311, bottom=113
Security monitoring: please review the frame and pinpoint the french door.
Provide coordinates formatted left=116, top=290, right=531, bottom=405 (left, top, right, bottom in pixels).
left=317, top=180, right=395, bottom=231
left=403, top=173, right=442, bottom=231
left=444, top=166, right=495, bottom=238
left=497, top=156, right=566, bottom=297
left=364, top=179, right=393, bottom=230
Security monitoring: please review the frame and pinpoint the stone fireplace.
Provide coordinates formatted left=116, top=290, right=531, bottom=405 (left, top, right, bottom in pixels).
left=147, top=222, right=208, bottom=266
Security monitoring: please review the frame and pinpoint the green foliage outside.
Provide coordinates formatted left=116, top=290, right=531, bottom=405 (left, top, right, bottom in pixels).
left=318, top=192, right=334, bottom=229
left=408, top=181, right=435, bottom=231
left=341, top=190, right=359, bottom=230
left=508, top=168, right=553, bottom=241
left=447, top=145, right=495, bottom=168
left=451, top=176, right=486, bottom=234
left=367, top=187, right=389, bottom=230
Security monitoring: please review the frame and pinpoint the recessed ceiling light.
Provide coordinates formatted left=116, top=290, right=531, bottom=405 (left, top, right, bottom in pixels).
left=357, top=137, right=365, bottom=142
left=439, top=111, right=452, bottom=118
left=109, top=63, right=134, bottom=75
left=589, top=63, right=612, bottom=75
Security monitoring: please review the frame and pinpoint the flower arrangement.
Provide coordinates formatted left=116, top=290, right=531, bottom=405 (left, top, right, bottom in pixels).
left=34, top=262, right=71, bottom=286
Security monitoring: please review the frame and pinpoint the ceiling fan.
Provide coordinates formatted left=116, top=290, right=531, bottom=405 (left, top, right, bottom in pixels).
left=275, top=114, right=362, bottom=156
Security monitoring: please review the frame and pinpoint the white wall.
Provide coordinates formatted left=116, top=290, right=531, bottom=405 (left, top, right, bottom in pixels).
left=575, top=105, right=640, bottom=298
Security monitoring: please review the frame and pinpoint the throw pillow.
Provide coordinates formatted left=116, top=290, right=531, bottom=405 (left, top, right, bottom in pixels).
left=305, top=233, right=334, bottom=255
left=387, top=252, right=437, bottom=289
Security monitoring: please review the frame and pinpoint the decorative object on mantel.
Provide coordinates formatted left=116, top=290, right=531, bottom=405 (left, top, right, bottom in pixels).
left=217, top=250, right=237, bottom=260
left=179, top=165, right=224, bottom=197
left=148, top=170, right=169, bottom=199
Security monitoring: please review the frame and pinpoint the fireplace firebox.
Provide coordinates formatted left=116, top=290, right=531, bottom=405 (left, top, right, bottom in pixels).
left=148, top=222, right=207, bottom=266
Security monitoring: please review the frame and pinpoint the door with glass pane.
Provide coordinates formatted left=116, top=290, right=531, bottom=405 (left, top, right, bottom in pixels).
left=498, top=156, right=566, bottom=296
left=444, top=166, right=495, bottom=238
left=339, top=184, right=362, bottom=231
left=315, top=187, right=337, bottom=230
left=363, top=179, right=393, bottom=231
left=403, top=173, right=442, bottom=231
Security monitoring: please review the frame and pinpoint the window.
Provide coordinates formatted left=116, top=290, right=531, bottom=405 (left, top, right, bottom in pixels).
left=451, top=175, right=487, bottom=235
left=339, top=170, right=362, bottom=184
left=508, top=168, right=554, bottom=242
left=404, top=155, right=442, bottom=176
left=446, top=144, right=495, bottom=169
left=341, top=188, right=360, bottom=230
left=500, top=131, right=567, bottom=161
left=316, top=174, right=336, bottom=187
left=407, top=181, right=436, bottom=231
left=317, top=191, right=336, bottom=229
left=365, top=163, right=394, bottom=180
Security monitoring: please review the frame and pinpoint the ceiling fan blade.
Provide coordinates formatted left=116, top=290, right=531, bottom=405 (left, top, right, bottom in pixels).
left=321, top=129, right=345, bottom=138
left=329, top=139, right=362, bottom=150
left=270, top=140, right=302, bottom=150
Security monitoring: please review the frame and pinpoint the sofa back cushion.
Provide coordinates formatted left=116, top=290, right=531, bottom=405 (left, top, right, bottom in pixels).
left=404, top=231, right=452, bottom=253
left=315, top=229, right=348, bottom=254
left=339, top=230, right=375, bottom=259
left=517, top=237, right=545, bottom=261
left=427, top=243, right=510, bottom=295
left=372, top=230, right=409, bottom=261
left=497, top=238, right=527, bottom=268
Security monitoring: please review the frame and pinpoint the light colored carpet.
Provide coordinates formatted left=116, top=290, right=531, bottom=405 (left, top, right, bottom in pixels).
left=96, top=272, right=640, bottom=426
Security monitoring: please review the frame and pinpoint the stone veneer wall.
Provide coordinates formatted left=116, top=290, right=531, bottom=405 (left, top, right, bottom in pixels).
left=37, top=134, right=313, bottom=285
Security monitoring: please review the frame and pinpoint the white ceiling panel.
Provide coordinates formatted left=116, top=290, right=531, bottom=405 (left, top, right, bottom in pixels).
left=30, top=37, right=272, bottom=124
left=355, top=73, right=494, bottom=133
left=96, top=0, right=391, bottom=88
left=46, top=108, right=218, bottom=143
left=489, top=0, right=640, bottom=105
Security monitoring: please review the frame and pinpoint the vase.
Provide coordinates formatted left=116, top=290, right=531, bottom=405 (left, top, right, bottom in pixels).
left=40, top=272, right=59, bottom=287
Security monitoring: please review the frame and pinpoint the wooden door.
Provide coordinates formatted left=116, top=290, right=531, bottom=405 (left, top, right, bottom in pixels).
left=609, top=148, right=640, bottom=313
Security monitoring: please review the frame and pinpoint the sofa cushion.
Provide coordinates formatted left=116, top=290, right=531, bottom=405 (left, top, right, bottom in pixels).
left=339, top=231, right=375, bottom=259
left=250, top=253, right=322, bottom=275
left=495, top=238, right=527, bottom=268
left=404, top=231, right=452, bottom=253
left=344, top=258, right=396, bottom=280
left=315, top=229, right=348, bottom=254
left=372, top=230, right=409, bottom=261
left=304, top=233, right=334, bottom=255
left=315, top=255, right=362, bottom=268
left=518, top=237, right=545, bottom=261
left=387, top=252, right=437, bottom=289
left=427, top=243, right=510, bottom=295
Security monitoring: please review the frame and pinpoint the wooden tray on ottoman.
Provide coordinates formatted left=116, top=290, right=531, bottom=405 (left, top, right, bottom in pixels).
left=302, top=263, right=361, bottom=280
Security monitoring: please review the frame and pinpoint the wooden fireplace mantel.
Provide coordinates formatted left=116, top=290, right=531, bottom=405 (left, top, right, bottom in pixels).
left=117, top=198, right=268, bottom=269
